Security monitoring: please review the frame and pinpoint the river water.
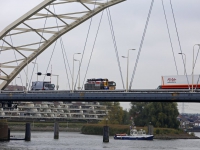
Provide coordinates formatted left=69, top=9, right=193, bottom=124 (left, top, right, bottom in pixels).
left=1, top=132, right=200, bottom=150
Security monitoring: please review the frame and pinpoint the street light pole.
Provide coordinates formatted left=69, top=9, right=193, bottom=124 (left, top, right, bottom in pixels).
left=15, top=77, right=20, bottom=85
left=26, top=58, right=28, bottom=92
left=72, top=53, right=81, bottom=92
left=122, top=49, right=135, bottom=92
left=192, top=44, right=200, bottom=92
left=178, top=53, right=186, bottom=75
left=178, top=53, right=187, bottom=114
left=32, top=62, right=38, bottom=81
left=52, top=74, right=59, bottom=90
left=74, top=59, right=81, bottom=90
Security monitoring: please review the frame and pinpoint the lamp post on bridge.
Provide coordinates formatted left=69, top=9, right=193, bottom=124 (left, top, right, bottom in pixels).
left=74, top=59, right=81, bottom=90
left=192, top=44, right=200, bottom=92
left=37, top=72, right=51, bottom=80
left=15, top=76, right=20, bottom=85
left=178, top=53, right=186, bottom=75
left=37, top=72, right=58, bottom=90
left=178, top=53, right=187, bottom=114
left=72, top=53, right=81, bottom=92
left=122, top=49, right=136, bottom=92
left=52, top=74, right=59, bottom=90
left=32, top=62, right=38, bottom=81
left=26, top=58, right=28, bottom=92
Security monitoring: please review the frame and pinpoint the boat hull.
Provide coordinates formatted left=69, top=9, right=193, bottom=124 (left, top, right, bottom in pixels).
left=114, top=135, right=154, bottom=140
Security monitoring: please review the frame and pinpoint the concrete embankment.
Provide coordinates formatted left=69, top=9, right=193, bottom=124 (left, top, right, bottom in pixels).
left=9, top=126, right=81, bottom=132
left=7, top=122, right=83, bottom=132
left=154, top=134, right=199, bottom=139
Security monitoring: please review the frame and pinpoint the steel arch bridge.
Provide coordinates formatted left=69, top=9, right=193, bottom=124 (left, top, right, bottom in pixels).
left=0, top=0, right=125, bottom=90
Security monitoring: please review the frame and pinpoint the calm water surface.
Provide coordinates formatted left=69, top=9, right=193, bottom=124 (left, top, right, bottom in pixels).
left=0, top=132, right=200, bottom=150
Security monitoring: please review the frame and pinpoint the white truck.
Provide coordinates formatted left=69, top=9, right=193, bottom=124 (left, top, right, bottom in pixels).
left=158, top=75, right=200, bottom=89
left=31, top=81, right=55, bottom=90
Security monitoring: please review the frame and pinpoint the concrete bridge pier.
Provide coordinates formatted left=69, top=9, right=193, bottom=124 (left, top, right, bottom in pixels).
left=25, top=123, right=31, bottom=141
left=103, top=126, right=109, bottom=143
left=0, top=119, right=9, bottom=141
left=8, top=128, right=10, bottom=141
left=54, top=122, right=59, bottom=139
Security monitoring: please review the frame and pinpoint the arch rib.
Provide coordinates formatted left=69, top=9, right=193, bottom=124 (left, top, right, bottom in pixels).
left=0, top=0, right=125, bottom=90
left=1, top=39, right=27, bottom=58
left=23, top=23, right=47, bottom=41
left=0, top=0, right=55, bottom=39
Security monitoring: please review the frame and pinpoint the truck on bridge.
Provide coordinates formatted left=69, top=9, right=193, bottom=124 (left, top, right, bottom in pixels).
left=31, top=81, right=55, bottom=90
left=84, top=78, right=116, bottom=90
left=158, top=75, right=200, bottom=89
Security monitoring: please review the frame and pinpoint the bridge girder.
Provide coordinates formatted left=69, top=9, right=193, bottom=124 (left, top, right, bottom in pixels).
left=0, top=0, right=125, bottom=90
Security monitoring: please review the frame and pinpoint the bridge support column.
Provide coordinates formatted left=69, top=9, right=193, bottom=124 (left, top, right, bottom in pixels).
left=0, top=119, right=8, bottom=141
left=148, top=125, right=153, bottom=135
left=54, top=122, right=59, bottom=139
left=25, top=123, right=31, bottom=141
left=103, top=126, right=109, bottom=143
left=8, top=128, right=10, bottom=141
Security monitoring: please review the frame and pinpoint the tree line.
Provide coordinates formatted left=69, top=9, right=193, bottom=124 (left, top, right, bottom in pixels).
left=100, top=102, right=179, bottom=129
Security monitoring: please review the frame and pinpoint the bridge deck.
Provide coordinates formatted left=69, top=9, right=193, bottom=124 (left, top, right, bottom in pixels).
left=0, top=90, right=200, bottom=102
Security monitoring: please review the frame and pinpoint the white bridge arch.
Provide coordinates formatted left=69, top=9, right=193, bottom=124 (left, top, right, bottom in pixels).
left=0, top=0, right=125, bottom=90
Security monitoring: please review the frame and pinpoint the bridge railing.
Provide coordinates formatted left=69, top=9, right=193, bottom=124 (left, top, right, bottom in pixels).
left=0, top=89, right=197, bottom=94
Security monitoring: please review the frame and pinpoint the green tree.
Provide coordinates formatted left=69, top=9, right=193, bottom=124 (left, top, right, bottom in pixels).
left=122, top=109, right=130, bottom=125
left=99, top=102, right=124, bottom=125
left=129, top=102, right=149, bottom=126
left=129, top=102, right=179, bottom=128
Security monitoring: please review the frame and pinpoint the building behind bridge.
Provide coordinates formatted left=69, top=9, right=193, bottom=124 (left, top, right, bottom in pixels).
left=0, top=85, right=109, bottom=122
left=4, top=85, right=26, bottom=91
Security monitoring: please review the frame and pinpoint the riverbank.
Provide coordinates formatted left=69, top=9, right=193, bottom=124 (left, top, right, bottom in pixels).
left=7, top=122, right=82, bottom=132
left=9, top=126, right=81, bottom=132
left=9, top=127, right=199, bottom=139
left=154, top=134, right=199, bottom=139
left=6, top=122, right=199, bottom=139
left=81, top=124, right=199, bottom=139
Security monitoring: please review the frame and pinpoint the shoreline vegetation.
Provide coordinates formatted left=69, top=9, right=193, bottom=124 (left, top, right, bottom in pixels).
left=82, top=124, right=199, bottom=139
left=7, top=122, right=82, bottom=132
left=6, top=122, right=199, bottom=139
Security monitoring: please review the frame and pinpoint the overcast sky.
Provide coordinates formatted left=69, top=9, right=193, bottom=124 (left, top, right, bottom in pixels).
left=1, top=0, right=200, bottom=113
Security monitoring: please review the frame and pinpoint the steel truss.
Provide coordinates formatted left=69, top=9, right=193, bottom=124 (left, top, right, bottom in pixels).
left=0, top=0, right=125, bottom=90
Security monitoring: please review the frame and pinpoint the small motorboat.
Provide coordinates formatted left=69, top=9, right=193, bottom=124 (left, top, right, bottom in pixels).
left=114, top=127, right=154, bottom=140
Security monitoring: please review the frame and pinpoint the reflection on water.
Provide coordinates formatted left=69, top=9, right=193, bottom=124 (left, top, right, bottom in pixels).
left=0, top=132, right=200, bottom=150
